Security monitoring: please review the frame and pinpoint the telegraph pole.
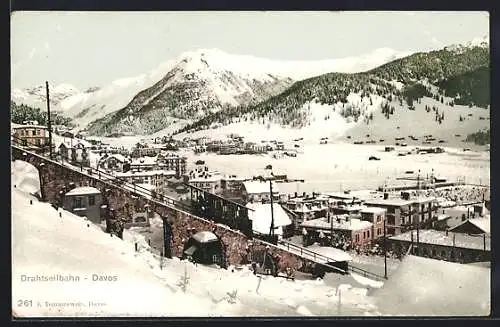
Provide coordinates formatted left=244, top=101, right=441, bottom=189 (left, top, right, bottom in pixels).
left=383, top=219, right=387, bottom=279
left=269, top=179, right=275, bottom=237
left=45, top=81, right=53, bottom=158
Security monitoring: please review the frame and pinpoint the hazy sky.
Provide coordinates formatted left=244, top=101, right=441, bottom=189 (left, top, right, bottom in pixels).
left=11, top=11, right=489, bottom=90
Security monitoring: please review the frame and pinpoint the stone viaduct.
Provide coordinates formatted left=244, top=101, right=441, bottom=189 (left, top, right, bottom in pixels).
left=12, top=146, right=316, bottom=276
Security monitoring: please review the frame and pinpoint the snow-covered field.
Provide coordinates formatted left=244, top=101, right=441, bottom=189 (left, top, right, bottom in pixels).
left=84, top=134, right=489, bottom=194
left=180, top=143, right=489, bottom=194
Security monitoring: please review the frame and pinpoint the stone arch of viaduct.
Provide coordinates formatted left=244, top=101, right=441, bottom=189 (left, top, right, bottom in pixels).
left=12, top=146, right=314, bottom=275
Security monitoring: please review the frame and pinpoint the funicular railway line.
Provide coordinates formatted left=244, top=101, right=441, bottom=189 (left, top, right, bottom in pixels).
left=11, top=137, right=387, bottom=281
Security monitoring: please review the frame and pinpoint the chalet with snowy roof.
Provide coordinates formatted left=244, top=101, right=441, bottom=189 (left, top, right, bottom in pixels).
left=114, top=169, right=176, bottom=191
left=364, top=194, right=437, bottom=235
left=246, top=202, right=293, bottom=238
left=130, top=156, right=158, bottom=171
left=241, top=180, right=279, bottom=203
left=301, top=215, right=374, bottom=248
left=388, top=229, right=490, bottom=263
left=62, top=186, right=103, bottom=223
left=219, top=143, right=238, bottom=155
left=185, top=167, right=222, bottom=194
left=131, top=144, right=161, bottom=157
left=156, top=152, right=187, bottom=177
left=360, top=207, right=387, bottom=240
left=12, top=122, right=49, bottom=147
left=449, top=218, right=490, bottom=235
left=284, top=193, right=329, bottom=231
left=98, top=154, right=130, bottom=172
left=245, top=142, right=267, bottom=153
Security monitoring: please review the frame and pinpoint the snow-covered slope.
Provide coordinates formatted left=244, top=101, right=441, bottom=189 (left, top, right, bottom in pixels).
left=373, top=255, right=490, bottom=316
left=177, top=93, right=489, bottom=145
left=11, top=83, right=80, bottom=109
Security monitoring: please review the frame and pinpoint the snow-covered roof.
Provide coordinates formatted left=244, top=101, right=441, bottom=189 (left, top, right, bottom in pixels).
left=450, top=218, right=490, bottom=234
left=389, top=230, right=490, bottom=251
left=307, top=245, right=353, bottom=262
left=52, top=134, right=93, bottom=148
left=327, top=192, right=357, bottom=200
left=191, top=231, right=219, bottom=243
left=242, top=180, right=278, bottom=194
left=189, top=171, right=222, bottom=183
left=103, top=154, right=129, bottom=163
left=13, top=125, right=48, bottom=130
left=130, top=156, right=158, bottom=166
left=373, top=255, right=490, bottom=316
left=360, top=207, right=387, bottom=214
left=302, top=216, right=373, bottom=231
left=114, top=170, right=176, bottom=177
left=364, top=198, right=413, bottom=207
left=65, top=186, right=101, bottom=196
left=135, top=183, right=156, bottom=191
left=437, top=214, right=452, bottom=221
left=246, top=203, right=292, bottom=235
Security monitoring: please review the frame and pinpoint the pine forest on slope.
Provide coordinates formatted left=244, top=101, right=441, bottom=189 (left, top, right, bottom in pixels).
left=174, top=44, right=489, bottom=137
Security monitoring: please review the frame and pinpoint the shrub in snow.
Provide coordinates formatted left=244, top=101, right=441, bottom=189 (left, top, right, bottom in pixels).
left=225, top=289, right=238, bottom=304
left=177, top=265, right=190, bottom=293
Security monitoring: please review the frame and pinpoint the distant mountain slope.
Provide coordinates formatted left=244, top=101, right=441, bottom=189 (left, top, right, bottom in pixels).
left=11, top=83, right=80, bottom=109
left=83, top=48, right=411, bottom=136
left=175, top=40, right=489, bottom=139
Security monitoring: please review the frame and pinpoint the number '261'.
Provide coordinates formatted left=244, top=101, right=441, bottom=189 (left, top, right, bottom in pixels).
left=17, top=300, right=32, bottom=307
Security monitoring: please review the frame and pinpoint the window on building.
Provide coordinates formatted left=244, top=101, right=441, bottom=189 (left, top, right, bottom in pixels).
left=73, top=197, right=83, bottom=208
left=32, top=130, right=36, bottom=136
left=363, top=232, right=366, bottom=239
left=37, top=129, right=41, bottom=136
left=377, top=227, right=381, bottom=235
left=377, top=215, right=381, bottom=222
left=367, top=230, right=370, bottom=238
left=88, top=195, right=96, bottom=206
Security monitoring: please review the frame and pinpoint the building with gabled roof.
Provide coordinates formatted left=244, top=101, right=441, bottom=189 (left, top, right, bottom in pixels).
left=449, top=218, right=490, bottom=235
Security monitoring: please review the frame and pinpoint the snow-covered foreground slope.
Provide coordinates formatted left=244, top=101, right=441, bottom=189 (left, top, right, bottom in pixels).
left=373, top=255, right=490, bottom=316
left=11, top=160, right=381, bottom=317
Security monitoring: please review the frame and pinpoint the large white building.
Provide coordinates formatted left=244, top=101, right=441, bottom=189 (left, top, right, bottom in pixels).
left=246, top=202, right=293, bottom=238
left=241, top=180, right=279, bottom=203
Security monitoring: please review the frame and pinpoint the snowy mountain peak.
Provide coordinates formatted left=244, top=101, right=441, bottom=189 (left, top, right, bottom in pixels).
left=52, top=83, right=80, bottom=94
left=11, top=83, right=80, bottom=108
left=468, top=35, right=489, bottom=47
left=444, top=36, right=489, bottom=53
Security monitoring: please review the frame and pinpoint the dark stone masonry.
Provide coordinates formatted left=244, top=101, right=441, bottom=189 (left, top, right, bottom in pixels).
left=12, top=147, right=314, bottom=274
